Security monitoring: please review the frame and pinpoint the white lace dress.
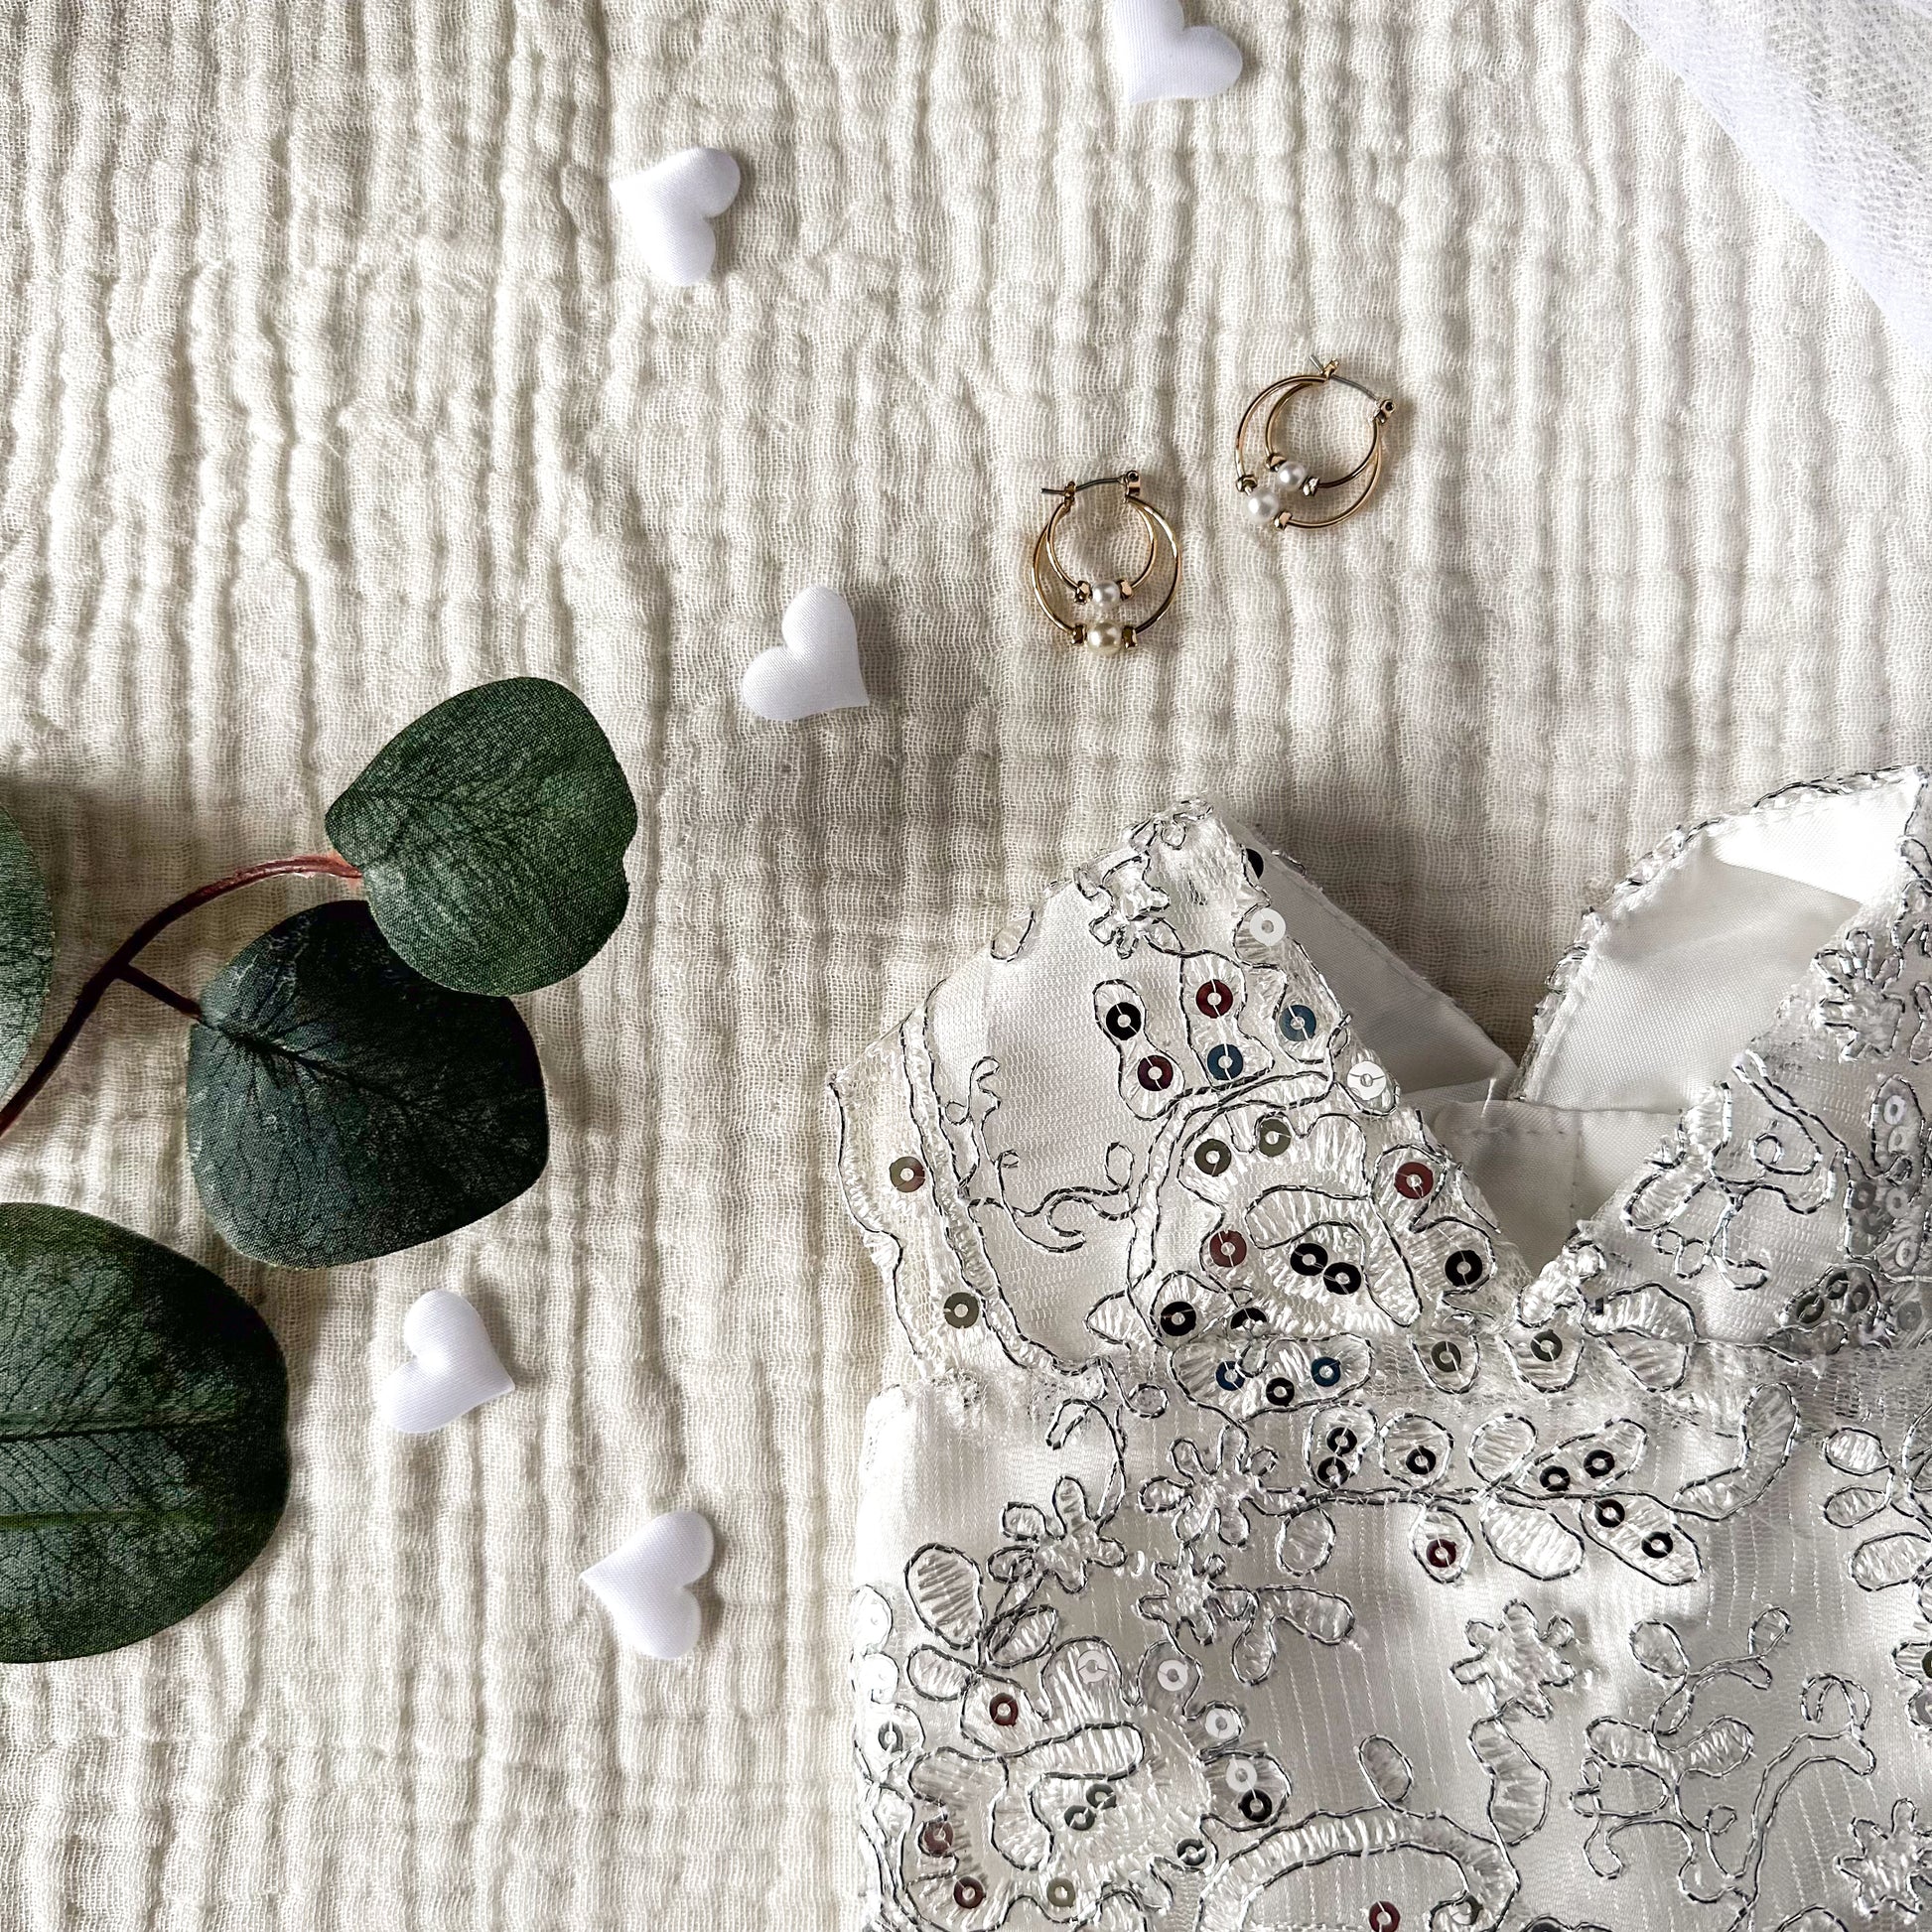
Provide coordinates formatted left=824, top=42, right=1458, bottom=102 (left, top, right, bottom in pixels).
left=832, top=774, right=1932, bottom=1932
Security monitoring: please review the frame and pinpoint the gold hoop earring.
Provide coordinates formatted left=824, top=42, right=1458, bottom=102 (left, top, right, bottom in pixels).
left=1234, top=361, right=1394, bottom=531
left=1028, top=473, right=1180, bottom=656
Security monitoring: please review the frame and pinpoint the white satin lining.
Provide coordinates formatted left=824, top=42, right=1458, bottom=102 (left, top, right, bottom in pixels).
left=1247, top=851, right=1516, bottom=1107
left=1284, top=773, right=1924, bottom=1272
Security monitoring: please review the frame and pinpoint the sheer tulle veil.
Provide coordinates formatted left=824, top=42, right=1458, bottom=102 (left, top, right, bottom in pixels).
left=1609, top=0, right=1932, bottom=361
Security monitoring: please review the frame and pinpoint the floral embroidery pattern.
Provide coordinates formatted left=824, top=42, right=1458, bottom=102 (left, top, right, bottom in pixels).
left=1138, top=1425, right=1294, bottom=1552
left=1815, top=839, right=1932, bottom=1064
left=1451, top=1600, right=1576, bottom=1720
left=991, top=1477, right=1126, bottom=1596
left=837, top=786, right=1932, bottom=1932
left=1837, top=1799, right=1932, bottom=1917
left=1622, top=1063, right=1838, bottom=1293
left=1571, top=1607, right=1875, bottom=1920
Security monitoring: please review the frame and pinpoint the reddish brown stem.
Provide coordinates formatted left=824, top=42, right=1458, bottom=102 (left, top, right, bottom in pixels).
left=118, top=964, right=204, bottom=1022
left=0, top=853, right=362, bottom=1142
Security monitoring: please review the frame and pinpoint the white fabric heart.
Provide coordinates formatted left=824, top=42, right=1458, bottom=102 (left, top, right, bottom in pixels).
left=581, top=1510, right=716, bottom=1660
left=1108, top=0, right=1243, bottom=105
left=376, top=1290, right=514, bottom=1434
left=740, top=586, right=871, bottom=722
left=611, top=147, right=742, bottom=287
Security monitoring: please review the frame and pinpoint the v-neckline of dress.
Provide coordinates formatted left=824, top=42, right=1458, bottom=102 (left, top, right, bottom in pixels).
left=1255, top=765, right=1931, bottom=1339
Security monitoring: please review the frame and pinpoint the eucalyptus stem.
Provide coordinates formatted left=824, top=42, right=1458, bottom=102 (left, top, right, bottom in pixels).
left=118, top=963, right=205, bottom=1021
left=0, top=853, right=362, bottom=1141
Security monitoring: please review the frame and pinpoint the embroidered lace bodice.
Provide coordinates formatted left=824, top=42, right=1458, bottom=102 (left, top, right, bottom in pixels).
left=831, top=775, right=1932, bottom=1932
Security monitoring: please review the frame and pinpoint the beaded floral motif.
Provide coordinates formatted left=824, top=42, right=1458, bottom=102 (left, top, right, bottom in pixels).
left=837, top=787, right=1932, bottom=1932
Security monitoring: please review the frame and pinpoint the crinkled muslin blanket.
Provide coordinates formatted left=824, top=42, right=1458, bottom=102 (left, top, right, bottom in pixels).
left=4, top=4, right=1932, bottom=1931
left=833, top=778, right=1932, bottom=1931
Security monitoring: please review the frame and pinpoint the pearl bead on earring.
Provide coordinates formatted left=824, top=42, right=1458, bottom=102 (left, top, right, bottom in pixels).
left=1079, top=579, right=1132, bottom=652
left=1235, top=362, right=1397, bottom=534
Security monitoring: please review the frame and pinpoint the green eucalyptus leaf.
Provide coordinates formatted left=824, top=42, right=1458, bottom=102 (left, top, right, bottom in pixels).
left=325, top=677, right=636, bottom=997
left=0, top=1203, right=288, bottom=1663
left=0, top=805, right=52, bottom=1091
left=186, top=900, right=548, bottom=1268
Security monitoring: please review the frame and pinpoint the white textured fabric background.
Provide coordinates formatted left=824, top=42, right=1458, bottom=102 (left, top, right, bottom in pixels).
left=0, top=4, right=1929, bottom=1929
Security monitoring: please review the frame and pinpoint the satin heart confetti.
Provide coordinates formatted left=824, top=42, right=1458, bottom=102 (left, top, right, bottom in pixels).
left=376, top=1289, right=514, bottom=1434
left=740, top=586, right=871, bottom=722
left=611, top=147, right=742, bottom=287
left=582, top=1509, right=716, bottom=1660
left=1108, top=0, right=1243, bottom=105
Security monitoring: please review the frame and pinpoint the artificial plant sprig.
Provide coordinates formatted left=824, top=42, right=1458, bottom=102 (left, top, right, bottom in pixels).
left=0, top=676, right=636, bottom=1663
left=0, top=851, right=362, bottom=1139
